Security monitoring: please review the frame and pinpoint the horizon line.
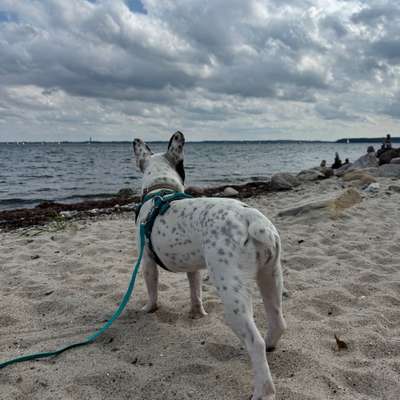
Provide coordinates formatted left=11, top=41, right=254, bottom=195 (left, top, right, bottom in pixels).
left=2, top=137, right=399, bottom=144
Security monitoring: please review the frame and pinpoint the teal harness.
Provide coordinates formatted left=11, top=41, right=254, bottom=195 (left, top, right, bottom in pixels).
left=0, top=190, right=191, bottom=370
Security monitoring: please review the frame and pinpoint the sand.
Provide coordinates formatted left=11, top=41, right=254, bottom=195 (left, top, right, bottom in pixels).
left=1, top=176, right=399, bottom=400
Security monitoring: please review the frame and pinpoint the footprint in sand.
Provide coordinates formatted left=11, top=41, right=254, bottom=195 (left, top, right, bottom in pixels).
left=174, top=362, right=214, bottom=375
left=0, top=314, right=19, bottom=328
left=268, top=348, right=317, bottom=379
left=310, top=298, right=345, bottom=318
left=155, top=309, right=180, bottom=325
left=205, top=342, right=244, bottom=362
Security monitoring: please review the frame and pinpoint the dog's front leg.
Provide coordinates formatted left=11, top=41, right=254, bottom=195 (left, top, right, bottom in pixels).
left=141, top=252, right=159, bottom=313
left=187, top=271, right=207, bottom=318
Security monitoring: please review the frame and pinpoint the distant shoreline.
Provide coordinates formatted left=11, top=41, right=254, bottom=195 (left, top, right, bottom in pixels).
left=1, top=138, right=399, bottom=144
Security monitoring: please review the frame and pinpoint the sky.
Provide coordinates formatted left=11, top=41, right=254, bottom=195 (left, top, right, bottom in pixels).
left=0, top=0, right=399, bottom=142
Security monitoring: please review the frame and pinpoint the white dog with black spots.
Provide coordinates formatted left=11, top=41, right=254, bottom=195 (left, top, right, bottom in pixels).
left=133, top=131, right=286, bottom=400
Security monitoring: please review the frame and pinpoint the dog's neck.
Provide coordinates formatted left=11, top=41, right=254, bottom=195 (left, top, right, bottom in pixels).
left=142, top=182, right=183, bottom=198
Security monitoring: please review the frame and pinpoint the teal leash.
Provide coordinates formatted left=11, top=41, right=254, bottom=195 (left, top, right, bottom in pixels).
left=0, top=190, right=192, bottom=370
left=0, top=224, right=146, bottom=369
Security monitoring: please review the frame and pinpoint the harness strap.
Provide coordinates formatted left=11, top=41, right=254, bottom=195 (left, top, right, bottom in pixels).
left=142, top=191, right=192, bottom=272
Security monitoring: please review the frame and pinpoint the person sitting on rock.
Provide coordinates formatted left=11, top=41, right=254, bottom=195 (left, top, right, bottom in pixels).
left=384, top=134, right=392, bottom=150
left=344, top=158, right=350, bottom=165
left=320, top=160, right=327, bottom=168
left=331, top=152, right=342, bottom=169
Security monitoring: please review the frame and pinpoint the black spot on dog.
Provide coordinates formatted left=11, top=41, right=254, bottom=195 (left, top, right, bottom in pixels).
left=176, top=160, right=185, bottom=183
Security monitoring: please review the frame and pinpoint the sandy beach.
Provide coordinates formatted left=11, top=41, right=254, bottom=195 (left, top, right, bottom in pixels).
left=1, top=175, right=399, bottom=400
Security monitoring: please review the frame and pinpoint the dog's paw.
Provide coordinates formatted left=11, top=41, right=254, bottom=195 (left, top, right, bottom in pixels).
left=250, top=391, right=275, bottom=400
left=141, top=303, right=158, bottom=313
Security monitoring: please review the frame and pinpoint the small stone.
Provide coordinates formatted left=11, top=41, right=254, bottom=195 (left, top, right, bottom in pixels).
left=223, top=187, right=239, bottom=197
left=389, top=185, right=400, bottom=193
left=117, top=188, right=135, bottom=198
left=363, top=182, right=380, bottom=193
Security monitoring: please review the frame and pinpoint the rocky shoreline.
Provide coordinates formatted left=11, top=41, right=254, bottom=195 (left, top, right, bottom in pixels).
left=2, top=146, right=399, bottom=231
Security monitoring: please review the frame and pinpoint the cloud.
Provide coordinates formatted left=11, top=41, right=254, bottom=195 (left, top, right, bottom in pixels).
left=0, top=0, right=399, bottom=141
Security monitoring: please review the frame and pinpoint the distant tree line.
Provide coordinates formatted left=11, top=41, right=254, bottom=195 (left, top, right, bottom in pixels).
left=336, top=137, right=400, bottom=143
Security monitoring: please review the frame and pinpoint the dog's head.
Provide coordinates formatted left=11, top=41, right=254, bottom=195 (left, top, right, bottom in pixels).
left=133, top=131, right=185, bottom=194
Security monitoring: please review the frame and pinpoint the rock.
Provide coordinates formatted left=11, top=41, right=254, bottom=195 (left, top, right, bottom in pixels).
left=117, top=188, right=135, bottom=198
left=119, top=203, right=136, bottom=211
left=331, top=188, right=362, bottom=212
left=334, top=163, right=352, bottom=176
left=223, top=187, right=239, bottom=197
left=348, top=152, right=379, bottom=171
left=363, top=182, right=380, bottom=193
left=342, top=171, right=377, bottom=186
left=60, top=211, right=78, bottom=219
left=389, top=185, right=400, bottom=193
left=297, top=169, right=325, bottom=181
left=186, top=186, right=206, bottom=196
left=271, top=173, right=301, bottom=190
left=320, top=167, right=334, bottom=178
left=277, top=188, right=362, bottom=219
left=378, top=148, right=400, bottom=165
left=390, top=157, right=400, bottom=164
left=377, top=164, right=400, bottom=177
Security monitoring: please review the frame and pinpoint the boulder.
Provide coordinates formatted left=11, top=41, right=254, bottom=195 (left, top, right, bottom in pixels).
left=348, top=152, right=379, bottom=171
left=378, top=148, right=400, bottom=165
left=342, top=170, right=377, bottom=185
left=277, top=188, right=362, bottom=219
left=320, top=167, right=334, bottom=178
left=377, top=164, right=400, bottom=178
left=271, top=173, right=301, bottom=190
left=334, top=163, right=352, bottom=176
left=223, top=187, right=239, bottom=197
left=297, top=169, right=325, bottom=181
left=390, top=157, right=400, bottom=164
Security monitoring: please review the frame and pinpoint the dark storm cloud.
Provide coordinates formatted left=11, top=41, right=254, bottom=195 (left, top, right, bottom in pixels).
left=0, top=0, right=400, bottom=141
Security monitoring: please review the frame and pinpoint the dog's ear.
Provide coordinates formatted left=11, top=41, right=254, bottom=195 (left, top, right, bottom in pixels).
left=165, top=131, right=185, bottom=183
left=133, top=138, right=153, bottom=172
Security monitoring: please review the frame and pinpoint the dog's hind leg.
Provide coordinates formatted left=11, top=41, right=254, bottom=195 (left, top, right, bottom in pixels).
left=141, top=252, right=159, bottom=313
left=208, top=263, right=276, bottom=400
left=256, top=242, right=286, bottom=352
left=187, top=271, right=207, bottom=318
